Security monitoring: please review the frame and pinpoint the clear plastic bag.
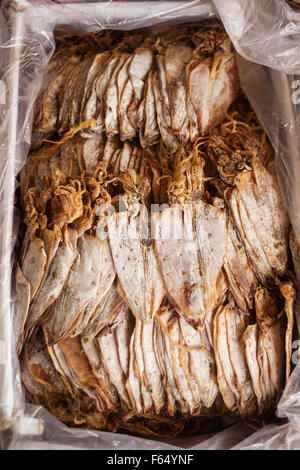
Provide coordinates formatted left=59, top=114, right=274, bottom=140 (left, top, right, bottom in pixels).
left=1, top=0, right=300, bottom=450
left=214, top=0, right=300, bottom=75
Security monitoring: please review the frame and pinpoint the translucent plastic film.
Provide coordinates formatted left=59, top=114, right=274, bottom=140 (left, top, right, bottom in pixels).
left=1, top=0, right=300, bottom=450
left=214, top=0, right=300, bottom=75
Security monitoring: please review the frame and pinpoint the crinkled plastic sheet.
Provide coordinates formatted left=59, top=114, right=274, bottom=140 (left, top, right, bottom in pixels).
left=214, top=0, right=300, bottom=75
left=1, top=0, right=300, bottom=450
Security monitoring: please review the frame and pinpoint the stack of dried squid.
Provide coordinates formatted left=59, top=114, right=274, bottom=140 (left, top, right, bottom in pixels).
left=32, top=20, right=238, bottom=151
left=15, top=20, right=297, bottom=438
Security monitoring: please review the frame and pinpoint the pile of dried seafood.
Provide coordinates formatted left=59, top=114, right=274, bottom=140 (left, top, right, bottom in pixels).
left=15, top=20, right=297, bottom=438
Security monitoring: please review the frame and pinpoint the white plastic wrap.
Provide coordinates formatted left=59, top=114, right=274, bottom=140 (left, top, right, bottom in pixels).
left=214, top=0, right=300, bottom=75
left=1, top=0, right=300, bottom=450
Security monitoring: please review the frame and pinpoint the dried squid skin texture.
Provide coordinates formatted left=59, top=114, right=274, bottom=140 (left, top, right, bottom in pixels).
left=187, top=40, right=239, bottom=135
left=141, top=320, right=165, bottom=414
left=105, top=54, right=130, bottom=137
left=254, top=287, right=287, bottom=409
left=152, top=70, right=178, bottom=153
left=223, top=219, right=258, bottom=312
left=187, top=58, right=211, bottom=135
left=186, top=91, right=199, bottom=143
left=70, top=232, right=116, bottom=338
left=254, top=325, right=281, bottom=412
left=117, top=56, right=132, bottom=119
left=81, top=281, right=122, bottom=343
left=58, top=62, right=83, bottom=136
left=126, top=328, right=143, bottom=415
left=203, top=47, right=239, bottom=132
left=142, top=69, right=160, bottom=146
left=45, top=330, right=85, bottom=401
left=134, top=319, right=154, bottom=415
left=81, top=337, right=119, bottom=410
left=80, top=52, right=111, bottom=124
left=129, top=47, right=154, bottom=104
left=119, top=47, right=153, bottom=140
left=153, top=320, right=177, bottom=417
left=260, top=320, right=285, bottom=402
left=168, top=315, right=200, bottom=415
left=164, top=43, right=192, bottom=142
left=114, top=304, right=133, bottom=380
left=78, top=135, right=105, bottom=169
left=25, top=228, right=78, bottom=334
left=21, top=236, right=47, bottom=302
left=58, top=336, right=108, bottom=412
left=213, top=304, right=237, bottom=411
left=24, top=329, right=65, bottom=395
left=82, top=53, right=113, bottom=136
left=178, top=315, right=219, bottom=408
left=97, top=306, right=133, bottom=409
left=36, top=56, right=80, bottom=134
left=118, top=141, right=132, bottom=172
left=156, top=307, right=199, bottom=415
left=177, top=323, right=203, bottom=410
left=20, top=350, right=45, bottom=403
left=230, top=159, right=289, bottom=280
left=92, top=55, right=120, bottom=134
left=70, top=58, right=94, bottom=129
left=14, top=262, right=31, bottom=355
left=243, top=324, right=265, bottom=415
left=119, top=75, right=136, bottom=141
left=223, top=304, right=257, bottom=417
left=39, top=229, right=62, bottom=288
left=227, top=188, right=272, bottom=283
left=153, top=202, right=227, bottom=320
left=102, top=136, right=121, bottom=171
left=44, top=234, right=115, bottom=343
left=107, top=211, right=165, bottom=322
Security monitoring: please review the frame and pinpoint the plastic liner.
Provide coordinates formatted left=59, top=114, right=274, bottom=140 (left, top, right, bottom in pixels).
left=1, top=0, right=300, bottom=450
left=214, top=0, right=300, bottom=75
